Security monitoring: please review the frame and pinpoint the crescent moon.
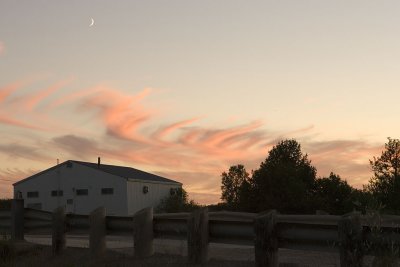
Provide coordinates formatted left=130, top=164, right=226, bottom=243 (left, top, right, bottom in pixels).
left=89, top=18, right=94, bottom=27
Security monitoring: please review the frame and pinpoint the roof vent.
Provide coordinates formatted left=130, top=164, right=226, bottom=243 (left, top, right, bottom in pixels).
left=98, top=157, right=101, bottom=168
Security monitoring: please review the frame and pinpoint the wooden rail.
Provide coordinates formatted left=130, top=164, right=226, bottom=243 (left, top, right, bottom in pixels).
left=1, top=200, right=400, bottom=266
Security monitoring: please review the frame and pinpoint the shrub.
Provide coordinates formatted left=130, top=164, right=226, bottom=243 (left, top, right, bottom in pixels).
left=156, top=188, right=201, bottom=213
left=0, top=199, right=11, bottom=210
left=0, top=240, right=15, bottom=262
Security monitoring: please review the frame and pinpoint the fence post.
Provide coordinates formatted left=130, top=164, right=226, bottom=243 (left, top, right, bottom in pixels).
left=254, top=210, right=278, bottom=267
left=133, top=207, right=154, bottom=258
left=338, top=212, right=363, bottom=267
left=11, top=199, right=24, bottom=241
left=89, top=207, right=106, bottom=258
left=52, top=206, right=66, bottom=255
left=187, top=207, right=209, bottom=264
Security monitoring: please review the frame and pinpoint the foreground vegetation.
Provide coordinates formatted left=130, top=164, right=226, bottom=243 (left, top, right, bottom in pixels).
left=0, top=240, right=252, bottom=267
left=0, top=199, right=11, bottom=210
left=155, top=137, right=400, bottom=216
left=219, top=138, right=400, bottom=215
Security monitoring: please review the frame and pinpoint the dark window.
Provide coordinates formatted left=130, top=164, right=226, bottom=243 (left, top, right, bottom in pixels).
left=27, top=203, right=42, bottom=210
left=67, top=199, right=73, bottom=204
left=170, top=188, right=176, bottom=196
left=76, top=189, right=88, bottom=196
left=101, top=188, right=114, bottom=195
left=27, top=191, right=39, bottom=198
left=142, top=186, right=149, bottom=194
left=51, top=190, right=63, bottom=197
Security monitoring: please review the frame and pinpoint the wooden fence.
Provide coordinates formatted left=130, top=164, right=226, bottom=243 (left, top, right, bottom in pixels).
left=1, top=199, right=400, bottom=266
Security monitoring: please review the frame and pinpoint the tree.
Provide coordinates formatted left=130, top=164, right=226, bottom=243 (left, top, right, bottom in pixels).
left=220, top=164, right=250, bottom=209
left=252, top=139, right=317, bottom=213
left=156, top=188, right=200, bottom=213
left=366, top=137, right=400, bottom=212
left=0, top=199, right=11, bottom=209
left=312, top=172, right=354, bottom=214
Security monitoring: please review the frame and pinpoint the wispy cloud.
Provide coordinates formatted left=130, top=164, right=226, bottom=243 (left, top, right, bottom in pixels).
left=0, top=41, right=4, bottom=56
left=0, top=78, right=384, bottom=203
left=304, top=139, right=382, bottom=184
left=0, top=143, right=50, bottom=161
left=0, top=115, right=43, bottom=130
left=22, top=79, right=73, bottom=111
left=0, top=81, right=27, bottom=103
left=0, top=167, right=38, bottom=197
left=52, top=135, right=100, bottom=160
left=79, top=88, right=154, bottom=142
left=152, top=118, right=200, bottom=142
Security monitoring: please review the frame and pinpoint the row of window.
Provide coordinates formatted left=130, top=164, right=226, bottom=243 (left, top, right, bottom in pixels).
left=27, top=188, right=114, bottom=198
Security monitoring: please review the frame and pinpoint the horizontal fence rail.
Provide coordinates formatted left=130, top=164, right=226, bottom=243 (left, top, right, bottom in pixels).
left=2, top=200, right=400, bottom=266
left=24, top=208, right=52, bottom=233
left=0, top=210, right=11, bottom=230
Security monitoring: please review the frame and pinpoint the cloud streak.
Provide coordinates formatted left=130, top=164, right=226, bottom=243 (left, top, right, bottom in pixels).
left=0, top=167, right=39, bottom=197
left=79, top=88, right=154, bottom=142
left=0, top=78, right=384, bottom=203
left=0, top=143, right=50, bottom=161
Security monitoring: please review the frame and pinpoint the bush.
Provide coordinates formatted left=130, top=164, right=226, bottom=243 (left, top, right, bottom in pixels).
left=156, top=188, right=201, bottom=213
left=0, top=240, right=15, bottom=262
left=364, top=206, right=400, bottom=266
left=0, top=199, right=11, bottom=210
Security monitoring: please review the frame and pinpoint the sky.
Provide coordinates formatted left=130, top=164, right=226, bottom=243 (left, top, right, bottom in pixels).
left=1, top=1, right=399, bottom=204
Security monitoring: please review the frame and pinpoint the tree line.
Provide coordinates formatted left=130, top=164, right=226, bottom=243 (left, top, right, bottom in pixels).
left=220, top=138, right=400, bottom=215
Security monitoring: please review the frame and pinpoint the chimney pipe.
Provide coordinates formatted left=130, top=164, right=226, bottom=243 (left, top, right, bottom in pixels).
left=98, top=157, right=101, bottom=168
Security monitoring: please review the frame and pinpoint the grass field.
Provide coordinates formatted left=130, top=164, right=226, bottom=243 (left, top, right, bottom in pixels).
left=0, top=240, right=255, bottom=267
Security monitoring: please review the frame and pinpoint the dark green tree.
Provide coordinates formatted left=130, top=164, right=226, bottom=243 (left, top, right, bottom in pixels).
left=351, top=188, right=374, bottom=214
left=0, top=199, right=11, bottom=210
left=252, top=139, right=317, bottom=213
left=156, top=188, right=200, bottom=213
left=313, top=172, right=354, bottom=214
left=366, top=137, right=400, bottom=212
left=220, top=164, right=250, bottom=209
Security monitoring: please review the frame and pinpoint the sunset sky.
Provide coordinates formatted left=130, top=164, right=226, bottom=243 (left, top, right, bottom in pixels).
left=1, top=1, right=399, bottom=204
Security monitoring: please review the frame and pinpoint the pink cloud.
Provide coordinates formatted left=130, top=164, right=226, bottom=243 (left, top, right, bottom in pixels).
left=48, top=84, right=104, bottom=109
left=0, top=42, right=4, bottom=56
left=0, top=78, right=386, bottom=204
left=200, top=121, right=263, bottom=148
left=152, top=118, right=200, bottom=141
left=0, top=168, right=38, bottom=198
left=0, top=81, right=26, bottom=103
left=80, top=88, right=154, bottom=141
left=0, top=143, right=51, bottom=161
left=22, top=78, right=73, bottom=111
left=303, top=140, right=383, bottom=186
left=0, top=114, right=43, bottom=130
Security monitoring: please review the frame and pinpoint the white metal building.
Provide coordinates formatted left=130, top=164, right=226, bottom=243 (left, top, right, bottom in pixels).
left=13, top=159, right=182, bottom=216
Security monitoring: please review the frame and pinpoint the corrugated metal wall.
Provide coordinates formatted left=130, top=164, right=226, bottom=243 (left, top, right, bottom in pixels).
left=126, top=180, right=181, bottom=215
left=14, top=162, right=128, bottom=215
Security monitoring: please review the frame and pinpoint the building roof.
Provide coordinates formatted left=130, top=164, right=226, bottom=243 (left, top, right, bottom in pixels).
left=13, top=160, right=181, bottom=186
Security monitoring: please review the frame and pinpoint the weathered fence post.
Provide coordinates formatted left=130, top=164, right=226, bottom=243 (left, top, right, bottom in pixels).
left=52, top=206, right=66, bottom=255
left=187, top=207, right=209, bottom=264
left=338, top=212, right=364, bottom=267
left=133, top=207, right=154, bottom=258
left=89, top=207, right=106, bottom=258
left=254, top=210, right=278, bottom=267
left=11, top=199, right=24, bottom=241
